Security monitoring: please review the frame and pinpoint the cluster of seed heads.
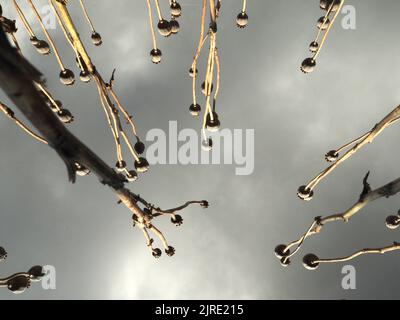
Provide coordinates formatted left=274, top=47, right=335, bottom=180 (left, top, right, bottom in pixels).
left=274, top=244, right=321, bottom=270
left=129, top=199, right=209, bottom=259
left=0, top=247, right=45, bottom=294
left=301, top=0, right=344, bottom=74
left=148, top=0, right=182, bottom=64
left=386, top=210, right=400, bottom=230
left=188, top=0, right=249, bottom=152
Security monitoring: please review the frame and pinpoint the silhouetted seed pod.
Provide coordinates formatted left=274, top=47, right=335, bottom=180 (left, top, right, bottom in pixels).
left=297, top=185, right=314, bottom=201
left=171, top=214, right=183, bottom=226
left=386, top=215, right=400, bottom=230
left=300, top=58, right=316, bottom=74
left=0, top=4, right=2, bottom=17
left=79, top=70, right=91, bottom=83
left=325, top=150, right=339, bottom=162
left=150, top=48, right=162, bottom=64
left=59, top=69, right=75, bottom=86
left=126, top=170, right=138, bottom=182
left=134, top=157, right=150, bottom=173
left=274, top=244, right=290, bottom=259
left=201, top=138, right=213, bottom=151
left=189, top=67, right=198, bottom=78
left=189, top=103, right=201, bottom=116
left=206, top=112, right=221, bottom=132
left=303, top=254, right=320, bottom=270
left=91, top=32, right=102, bottom=46
left=170, top=2, right=182, bottom=17
left=320, top=0, right=341, bottom=12
left=116, top=160, right=127, bottom=172
left=280, top=257, right=290, bottom=267
left=201, top=81, right=214, bottom=95
left=0, top=247, right=7, bottom=261
left=165, top=246, right=176, bottom=257
left=157, top=19, right=172, bottom=37
left=134, top=141, right=145, bottom=155
left=29, top=36, right=39, bottom=46
left=75, top=163, right=90, bottom=176
left=236, top=12, right=249, bottom=28
left=35, top=40, right=51, bottom=55
left=152, top=248, right=162, bottom=258
left=7, top=276, right=30, bottom=294
left=52, top=100, right=63, bottom=112
left=317, top=16, right=330, bottom=30
left=28, top=266, right=45, bottom=282
left=309, top=41, right=319, bottom=53
left=57, top=109, right=74, bottom=124
left=170, top=19, right=180, bottom=34
left=200, top=200, right=209, bottom=208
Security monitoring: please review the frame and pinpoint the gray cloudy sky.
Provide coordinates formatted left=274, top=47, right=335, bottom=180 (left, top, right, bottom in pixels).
left=1, top=0, right=400, bottom=300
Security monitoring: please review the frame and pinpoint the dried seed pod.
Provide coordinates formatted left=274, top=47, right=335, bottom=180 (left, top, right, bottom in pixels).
left=116, top=160, right=127, bottom=172
left=134, top=141, right=145, bottom=155
left=59, top=69, right=75, bottom=86
left=206, top=112, right=221, bottom=132
left=75, top=163, right=91, bottom=176
left=280, top=257, right=290, bottom=267
left=28, top=265, right=45, bottom=282
left=7, top=275, right=30, bottom=294
left=303, top=254, right=320, bottom=270
left=57, top=109, right=74, bottom=124
left=274, top=244, right=290, bottom=259
left=325, top=150, right=339, bottom=162
left=150, top=48, right=162, bottom=64
left=201, top=81, right=214, bottom=95
left=201, top=138, right=213, bottom=151
left=35, top=40, right=51, bottom=55
left=236, top=11, right=249, bottom=28
left=300, top=58, right=316, bottom=74
left=170, top=19, right=180, bottom=34
left=51, top=100, right=63, bottom=112
left=386, top=215, right=400, bottom=230
left=0, top=247, right=7, bottom=261
left=189, top=67, right=198, bottom=78
left=134, top=157, right=150, bottom=173
left=157, top=19, right=172, bottom=37
left=297, top=185, right=314, bottom=201
left=91, top=31, right=102, bottom=46
left=189, top=103, right=201, bottom=116
left=126, top=170, right=138, bottom=182
left=317, top=16, right=330, bottom=30
left=152, top=248, right=162, bottom=258
left=165, top=246, right=176, bottom=257
left=29, top=36, right=40, bottom=46
left=79, top=70, right=91, bottom=83
left=171, top=214, right=183, bottom=226
left=320, top=0, right=341, bottom=12
left=200, top=200, right=209, bottom=208
left=309, top=41, right=319, bottom=53
left=170, top=2, right=182, bottom=17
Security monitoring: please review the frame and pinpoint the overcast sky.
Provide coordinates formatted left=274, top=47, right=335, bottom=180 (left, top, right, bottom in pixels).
left=1, top=0, right=400, bottom=300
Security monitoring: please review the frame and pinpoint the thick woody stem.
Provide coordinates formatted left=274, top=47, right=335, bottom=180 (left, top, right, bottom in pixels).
left=284, top=173, right=400, bottom=263
left=304, top=105, right=400, bottom=195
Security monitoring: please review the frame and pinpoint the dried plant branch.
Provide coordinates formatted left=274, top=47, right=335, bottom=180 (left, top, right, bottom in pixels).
left=0, top=247, right=45, bottom=294
left=276, top=173, right=400, bottom=269
left=0, top=13, right=207, bottom=260
left=297, top=105, right=400, bottom=201
left=301, top=0, right=345, bottom=73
